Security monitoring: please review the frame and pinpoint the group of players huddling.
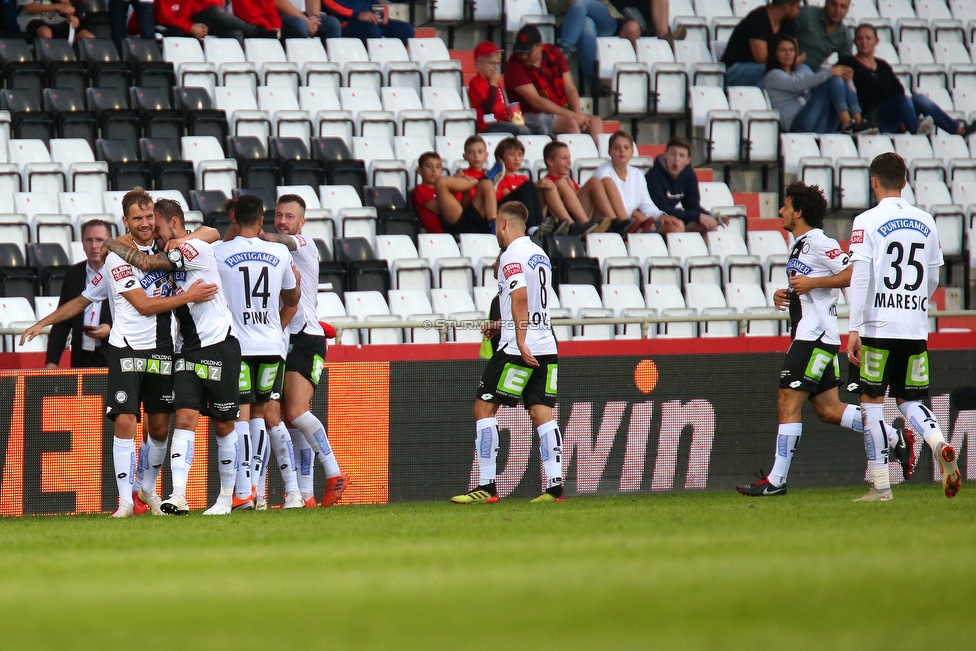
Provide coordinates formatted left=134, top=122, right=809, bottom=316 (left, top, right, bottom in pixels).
left=23, top=189, right=349, bottom=516
left=21, top=149, right=962, bottom=514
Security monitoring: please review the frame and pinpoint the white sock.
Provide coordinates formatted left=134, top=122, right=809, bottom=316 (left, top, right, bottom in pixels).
left=234, top=421, right=252, bottom=500
left=169, top=429, right=195, bottom=497
left=291, top=427, right=314, bottom=498
left=256, top=443, right=270, bottom=499
left=292, top=411, right=341, bottom=478
left=537, top=420, right=563, bottom=489
left=142, top=436, right=168, bottom=494
left=249, top=418, right=267, bottom=491
left=768, top=422, right=802, bottom=487
left=215, top=433, right=238, bottom=497
left=475, top=417, right=499, bottom=486
left=269, top=422, right=299, bottom=494
left=861, top=402, right=890, bottom=490
left=134, top=440, right=148, bottom=492
left=839, top=405, right=863, bottom=434
left=900, top=400, right=946, bottom=451
left=113, top=437, right=135, bottom=505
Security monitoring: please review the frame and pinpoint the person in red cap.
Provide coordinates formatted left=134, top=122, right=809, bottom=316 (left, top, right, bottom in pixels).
left=468, top=40, right=534, bottom=135
left=504, top=25, right=604, bottom=144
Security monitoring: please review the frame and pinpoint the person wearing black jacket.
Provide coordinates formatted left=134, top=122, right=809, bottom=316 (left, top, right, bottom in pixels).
left=645, top=136, right=723, bottom=233
left=839, top=23, right=976, bottom=136
left=45, top=219, right=114, bottom=368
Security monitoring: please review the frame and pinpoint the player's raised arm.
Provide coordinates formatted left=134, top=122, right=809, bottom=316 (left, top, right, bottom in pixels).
left=121, top=279, right=218, bottom=316
left=260, top=231, right=298, bottom=251
left=19, top=294, right=92, bottom=345
left=101, top=237, right=175, bottom=272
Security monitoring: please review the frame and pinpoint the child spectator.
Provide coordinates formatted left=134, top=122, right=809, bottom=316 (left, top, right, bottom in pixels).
left=468, top=40, right=532, bottom=136
left=536, top=140, right=612, bottom=235
left=491, top=137, right=546, bottom=230
left=645, top=135, right=726, bottom=233
left=413, top=151, right=445, bottom=234
left=18, top=0, right=94, bottom=39
left=594, top=130, right=684, bottom=234
left=432, top=136, right=497, bottom=235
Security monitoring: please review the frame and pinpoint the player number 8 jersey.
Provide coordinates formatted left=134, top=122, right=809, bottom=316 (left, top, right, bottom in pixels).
left=496, top=236, right=558, bottom=357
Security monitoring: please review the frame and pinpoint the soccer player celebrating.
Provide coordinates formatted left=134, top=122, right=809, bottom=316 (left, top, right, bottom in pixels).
left=735, top=182, right=906, bottom=497
left=20, top=189, right=218, bottom=517
left=215, top=194, right=305, bottom=510
left=847, top=153, right=960, bottom=501
left=100, top=199, right=245, bottom=515
left=266, top=195, right=348, bottom=508
left=451, top=201, right=564, bottom=504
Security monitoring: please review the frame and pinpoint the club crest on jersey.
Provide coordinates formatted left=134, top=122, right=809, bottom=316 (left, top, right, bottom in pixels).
left=526, top=253, right=550, bottom=270
left=878, top=219, right=930, bottom=237
left=112, top=265, right=133, bottom=282
left=178, top=242, right=199, bottom=261
left=224, top=251, right=281, bottom=267
left=786, top=258, right=812, bottom=275
left=502, top=262, right=523, bottom=279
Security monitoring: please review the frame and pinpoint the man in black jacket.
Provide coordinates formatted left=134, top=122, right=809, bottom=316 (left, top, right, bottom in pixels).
left=645, top=135, right=723, bottom=233
left=45, top=219, right=114, bottom=368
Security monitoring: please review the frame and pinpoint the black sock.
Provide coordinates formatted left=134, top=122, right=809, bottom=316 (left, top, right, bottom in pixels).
left=546, top=484, right=563, bottom=499
left=476, top=481, right=497, bottom=496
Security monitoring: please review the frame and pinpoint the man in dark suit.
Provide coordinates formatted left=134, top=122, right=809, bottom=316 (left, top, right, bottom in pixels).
left=45, top=219, right=115, bottom=368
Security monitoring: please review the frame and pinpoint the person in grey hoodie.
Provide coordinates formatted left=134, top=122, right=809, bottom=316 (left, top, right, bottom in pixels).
left=762, top=33, right=871, bottom=134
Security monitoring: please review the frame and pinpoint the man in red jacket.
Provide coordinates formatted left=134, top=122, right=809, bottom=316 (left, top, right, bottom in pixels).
left=155, top=0, right=279, bottom=41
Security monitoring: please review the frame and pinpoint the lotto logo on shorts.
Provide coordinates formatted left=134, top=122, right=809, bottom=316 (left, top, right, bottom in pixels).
left=112, top=265, right=134, bottom=282
left=178, top=243, right=199, bottom=261
left=851, top=229, right=864, bottom=244
left=502, top=262, right=523, bottom=279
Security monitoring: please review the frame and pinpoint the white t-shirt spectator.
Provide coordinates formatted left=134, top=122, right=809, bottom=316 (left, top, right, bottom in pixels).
left=593, top=162, right=664, bottom=219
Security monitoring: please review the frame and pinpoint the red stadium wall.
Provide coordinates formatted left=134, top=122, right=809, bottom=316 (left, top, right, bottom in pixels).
left=0, top=335, right=973, bottom=515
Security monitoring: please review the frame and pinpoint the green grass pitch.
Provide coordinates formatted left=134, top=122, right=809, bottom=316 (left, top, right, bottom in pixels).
left=2, top=485, right=974, bottom=650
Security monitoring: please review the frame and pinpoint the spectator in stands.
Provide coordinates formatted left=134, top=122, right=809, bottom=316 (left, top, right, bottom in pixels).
left=505, top=25, right=604, bottom=144
left=594, top=130, right=684, bottom=234
left=763, top=34, right=872, bottom=134
left=490, top=137, right=545, bottom=229
left=232, top=0, right=282, bottom=38
left=468, top=41, right=533, bottom=135
left=156, top=0, right=280, bottom=42
left=109, top=0, right=151, bottom=51
left=414, top=151, right=445, bottom=234
left=794, top=0, right=852, bottom=71
left=721, top=0, right=801, bottom=88
left=433, top=136, right=497, bottom=235
left=322, top=0, right=414, bottom=45
left=17, top=0, right=94, bottom=39
left=45, top=219, right=113, bottom=369
left=645, top=135, right=726, bottom=233
left=537, top=139, right=613, bottom=235
left=840, top=24, right=976, bottom=136
left=276, top=0, right=341, bottom=41
left=605, top=0, right=685, bottom=44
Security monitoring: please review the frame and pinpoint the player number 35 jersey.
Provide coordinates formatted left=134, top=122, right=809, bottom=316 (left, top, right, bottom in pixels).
left=849, top=197, right=943, bottom=340
left=497, top=236, right=558, bottom=357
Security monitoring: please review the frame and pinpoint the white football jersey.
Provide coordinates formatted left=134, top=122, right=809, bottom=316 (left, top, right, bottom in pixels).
left=287, top=234, right=324, bottom=337
left=497, top=236, right=558, bottom=357
left=169, top=239, right=236, bottom=352
left=83, top=247, right=174, bottom=351
left=849, top=197, right=944, bottom=340
left=786, top=228, right=850, bottom=345
left=215, top=236, right=297, bottom=357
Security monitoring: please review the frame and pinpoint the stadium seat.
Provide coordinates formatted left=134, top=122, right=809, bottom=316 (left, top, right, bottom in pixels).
left=374, top=234, right=432, bottom=292
left=268, top=137, right=323, bottom=188
left=726, top=86, right=779, bottom=164
left=97, top=138, right=151, bottom=191
left=43, top=88, right=96, bottom=147
left=34, top=37, right=89, bottom=94
left=667, top=232, right=722, bottom=284
left=417, top=233, right=475, bottom=290
left=408, top=37, right=463, bottom=92
left=747, top=230, right=789, bottom=283
left=226, top=136, right=279, bottom=190
left=203, top=37, right=257, bottom=92
left=141, top=137, right=195, bottom=195
left=685, top=282, right=736, bottom=336
left=547, top=235, right=602, bottom=290
left=2, top=89, right=54, bottom=142
left=327, top=37, right=382, bottom=93
left=257, top=86, right=312, bottom=144
left=0, top=244, right=37, bottom=300
left=122, top=38, right=176, bottom=90
left=49, top=138, right=108, bottom=193
left=585, top=232, right=641, bottom=285
left=817, top=134, right=870, bottom=210
left=286, top=39, right=341, bottom=88
left=381, top=87, right=436, bottom=143
left=312, top=137, right=367, bottom=189
left=627, top=233, right=683, bottom=286
left=78, top=38, right=131, bottom=90
left=706, top=230, right=762, bottom=284
left=299, top=88, right=354, bottom=147
left=458, top=233, right=500, bottom=286
left=162, top=37, right=217, bottom=97
left=86, top=86, right=140, bottom=143
left=634, top=37, right=688, bottom=116
left=9, top=138, right=63, bottom=194
left=244, top=38, right=300, bottom=92
left=420, top=87, right=476, bottom=137
left=387, top=289, right=440, bottom=343
left=339, top=87, right=396, bottom=141
left=344, top=289, right=400, bottom=344
left=352, top=137, right=408, bottom=197
left=596, top=37, right=651, bottom=116
left=214, top=86, right=271, bottom=141
left=602, top=284, right=650, bottom=338
left=725, top=281, right=778, bottom=335
left=181, top=136, right=237, bottom=196
left=689, top=86, right=741, bottom=163
left=333, top=237, right=390, bottom=293
left=780, top=133, right=833, bottom=195
left=26, top=242, right=69, bottom=295
left=366, top=38, right=422, bottom=91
